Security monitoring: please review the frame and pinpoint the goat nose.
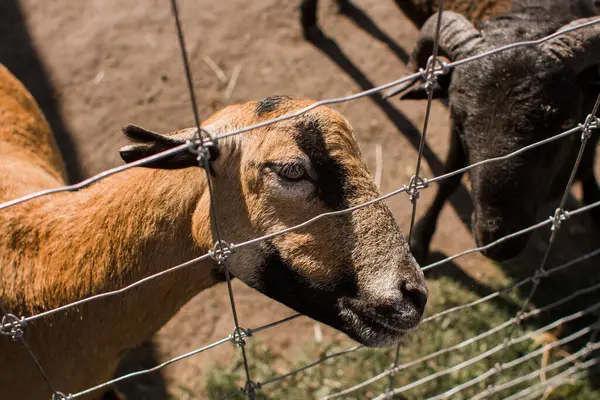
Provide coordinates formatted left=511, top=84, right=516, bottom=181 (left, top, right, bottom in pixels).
left=401, top=281, right=428, bottom=314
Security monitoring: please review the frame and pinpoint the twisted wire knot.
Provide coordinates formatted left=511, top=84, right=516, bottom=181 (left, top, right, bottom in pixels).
left=388, top=363, right=397, bottom=377
left=243, top=380, right=261, bottom=398
left=0, top=313, right=27, bottom=341
left=493, top=362, right=503, bottom=374
left=579, top=113, right=600, bottom=141
left=419, top=56, right=449, bottom=94
left=209, top=240, right=235, bottom=264
left=532, top=268, right=549, bottom=285
left=513, top=311, right=524, bottom=327
left=404, top=175, right=429, bottom=204
left=52, top=392, right=71, bottom=400
left=230, top=326, right=251, bottom=347
left=186, top=127, right=218, bottom=167
left=549, top=208, right=568, bottom=232
left=585, top=340, right=600, bottom=355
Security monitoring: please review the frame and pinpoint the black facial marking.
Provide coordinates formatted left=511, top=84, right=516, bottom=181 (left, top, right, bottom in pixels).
left=254, top=241, right=356, bottom=329
left=294, top=118, right=349, bottom=210
left=256, top=95, right=293, bottom=116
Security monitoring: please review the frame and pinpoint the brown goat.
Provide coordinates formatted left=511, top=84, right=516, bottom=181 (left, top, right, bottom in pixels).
left=0, top=64, right=427, bottom=399
left=299, top=0, right=513, bottom=38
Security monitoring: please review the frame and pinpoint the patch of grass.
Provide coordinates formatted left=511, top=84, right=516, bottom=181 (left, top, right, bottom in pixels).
left=205, top=276, right=600, bottom=399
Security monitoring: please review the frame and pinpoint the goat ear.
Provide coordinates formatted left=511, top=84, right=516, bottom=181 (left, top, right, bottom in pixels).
left=119, top=124, right=218, bottom=169
left=400, top=74, right=450, bottom=100
left=121, top=124, right=164, bottom=143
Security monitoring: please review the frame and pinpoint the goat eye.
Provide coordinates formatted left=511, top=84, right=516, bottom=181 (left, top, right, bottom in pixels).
left=270, top=163, right=307, bottom=182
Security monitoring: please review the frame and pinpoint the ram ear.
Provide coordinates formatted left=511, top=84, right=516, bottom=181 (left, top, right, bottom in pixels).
left=119, top=124, right=219, bottom=169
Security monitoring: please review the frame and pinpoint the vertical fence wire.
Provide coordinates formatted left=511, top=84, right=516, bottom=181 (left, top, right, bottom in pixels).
left=386, top=0, right=445, bottom=396
left=1, top=5, right=600, bottom=400
left=0, top=305, right=65, bottom=399
left=168, top=0, right=255, bottom=398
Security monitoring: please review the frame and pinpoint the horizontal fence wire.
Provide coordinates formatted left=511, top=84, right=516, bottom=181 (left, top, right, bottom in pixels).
left=507, top=312, right=600, bottom=400
left=214, top=252, right=600, bottom=399
left=3, top=124, right=598, bottom=330
left=2, top=3, right=600, bottom=399
left=436, top=331, right=598, bottom=400
left=1, top=17, right=599, bottom=213
left=422, top=244, right=600, bottom=325
left=421, top=192, right=600, bottom=272
left=69, top=313, right=301, bottom=398
left=260, top=346, right=364, bottom=388
left=323, top=275, right=600, bottom=399
left=470, top=346, right=600, bottom=400
left=0, top=144, right=189, bottom=211
left=374, top=321, right=599, bottom=400
left=72, top=336, right=231, bottom=399
left=388, top=2, right=447, bottom=394
left=504, top=358, right=600, bottom=400
left=451, top=351, right=600, bottom=400
left=478, top=91, right=600, bottom=400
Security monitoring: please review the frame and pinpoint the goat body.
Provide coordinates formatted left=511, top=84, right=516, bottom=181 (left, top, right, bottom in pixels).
left=0, top=65, right=427, bottom=398
left=0, top=63, right=219, bottom=399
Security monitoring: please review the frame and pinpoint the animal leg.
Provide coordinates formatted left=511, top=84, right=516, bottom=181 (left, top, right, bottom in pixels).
left=410, top=128, right=466, bottom=264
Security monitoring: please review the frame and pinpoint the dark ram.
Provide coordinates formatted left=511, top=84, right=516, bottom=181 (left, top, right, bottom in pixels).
left=395, top=0, right=600, bottom=262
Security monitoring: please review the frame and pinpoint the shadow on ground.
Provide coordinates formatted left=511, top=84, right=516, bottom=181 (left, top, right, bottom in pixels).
left=305, top=4, right=474, bottom=229
left=0, top=0, right=82, bottom=183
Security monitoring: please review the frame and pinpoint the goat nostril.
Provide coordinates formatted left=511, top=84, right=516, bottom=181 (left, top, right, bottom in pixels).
left=401, top=282, right=428, bottom=313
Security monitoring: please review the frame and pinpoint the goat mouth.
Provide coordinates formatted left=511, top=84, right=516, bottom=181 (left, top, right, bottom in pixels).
left=338, top=299, right=409, bottom=348
left=473, top=230, right=532, bottom=262
left=471, top=213, right=534, bottom=262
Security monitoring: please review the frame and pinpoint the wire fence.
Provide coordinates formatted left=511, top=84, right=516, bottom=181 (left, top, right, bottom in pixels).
left=2, top=0, right=600, bottom=399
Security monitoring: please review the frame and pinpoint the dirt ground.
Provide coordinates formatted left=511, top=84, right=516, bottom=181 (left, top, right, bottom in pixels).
left=3, top=0, right=599, bottom=398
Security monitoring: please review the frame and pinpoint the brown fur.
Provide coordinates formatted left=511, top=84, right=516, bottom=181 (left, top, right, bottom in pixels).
left=1, top=67, right=426, bottom=399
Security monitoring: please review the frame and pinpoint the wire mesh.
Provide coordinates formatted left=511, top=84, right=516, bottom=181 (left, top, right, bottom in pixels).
left=1, top=1, right=600, bottom=399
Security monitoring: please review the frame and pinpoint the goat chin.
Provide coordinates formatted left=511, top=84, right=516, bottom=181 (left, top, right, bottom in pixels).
left=338, top=307, right=409, bottom=348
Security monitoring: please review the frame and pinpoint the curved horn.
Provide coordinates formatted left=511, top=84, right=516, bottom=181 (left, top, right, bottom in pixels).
left=410, top=11, right=486, bottom=70
left=542, top=17, right=600, bottom=75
